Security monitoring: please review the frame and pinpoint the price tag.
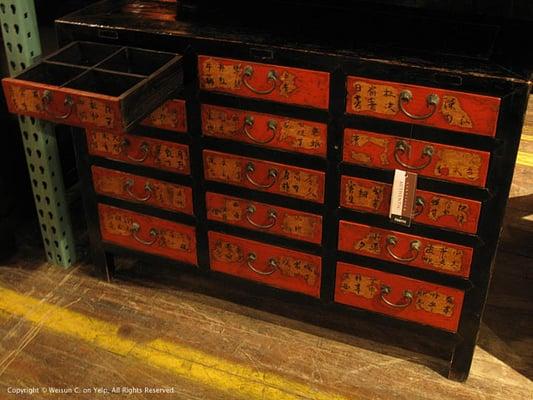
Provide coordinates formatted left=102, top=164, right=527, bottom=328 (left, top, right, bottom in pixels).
left=389, top=169, right=418, bottom=227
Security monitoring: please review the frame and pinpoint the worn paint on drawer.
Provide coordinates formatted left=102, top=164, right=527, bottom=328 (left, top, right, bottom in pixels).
left=340, top=176, right=482, bottom=234
left=206, top=192, right=322, bottom=244
left=92, top=166, right=193, bottom=215
left=201, top=104, right=327, bottom=156
left=3, top=79, right=121, bottom=131
left=346, top=76, right=500, bottom=137
left=203, top=150, right=325, bottom=203
left=198, top=56, right=330, bottom=109
left=87, top=130, right=190, bottom=174
left=142, top=99, right=187, bottom=133
left=208, top=231, right=322, bottom=297
left=343, top=129, right=490, bottom=187
left=98, top=204, right=197, bottom=265
left=335, top=262, right=464, bottom=332
left=338, top=221, right=473, bottom=278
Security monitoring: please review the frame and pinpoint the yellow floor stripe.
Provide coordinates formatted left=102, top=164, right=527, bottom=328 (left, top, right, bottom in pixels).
left=521, top=134, right=533, bottom=142
left=0, top=287, right=348, bottom=400
left=517, top=150, right=533, bottom=168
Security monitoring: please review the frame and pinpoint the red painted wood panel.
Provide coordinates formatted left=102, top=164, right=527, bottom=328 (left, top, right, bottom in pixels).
left=346, top=76, right=500, bottom=137
left=343, top=129, right=490, bottom=187
left=98, top=204, right=197, bottom=265
left=208, top=231, right=322, bottom=297
left=338, top=221, right=473, bottom=278
left=340, top=176, right=481, bottom=234
left=3, top=78, right=123, bottom=132
left=335, top=262, right=464, bottom=332
left=206, top=192, right=322, bottom=244
left=201, top=104, right=327, bottom=157
left=87, top=130, right=190, bottom=174
left=141, top=99, right=187, bottom=133
left=92, top=166, right=194, bottom=215
left=203, top=150, right=325, bottom=203
left=198, top=56, right=330, bottom=109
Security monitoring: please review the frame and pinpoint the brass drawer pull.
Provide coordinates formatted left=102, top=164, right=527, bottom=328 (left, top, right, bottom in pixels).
left=245, top=204, right=277, bottom=229
left=121, top=139, right=150, bottom=163
left=124, top=179, right=153, bottom=202
left=243, top=66, right=277, bottom=95
left=246, top=252, right=278, bottom=275
left=413, top=197, right=425, bottom=217
left=380, top=285, right=413, bottom=309
left=245, top=162, right=278, bottom=189
left=386, top=235, right=421, bottom=262
left=131, top=222, right=158, bottom=246
left=243, top=115, right=278, bottom=144
left=394, top=140, right=434, bottom=170
left=399, top=90, right=439, bottom=120
left=42, top=90, right=74, bottom=120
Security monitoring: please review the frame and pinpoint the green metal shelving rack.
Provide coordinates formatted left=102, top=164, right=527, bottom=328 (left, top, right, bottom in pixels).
left=1, top=0, right=76, bottom=267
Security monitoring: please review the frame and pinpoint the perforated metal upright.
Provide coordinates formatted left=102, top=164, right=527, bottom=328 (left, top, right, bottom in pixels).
left=1, top=0, right=76, bottom=267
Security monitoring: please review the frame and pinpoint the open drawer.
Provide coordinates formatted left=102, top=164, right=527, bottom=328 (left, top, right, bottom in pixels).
left=2, top=41, right=183, bottom=133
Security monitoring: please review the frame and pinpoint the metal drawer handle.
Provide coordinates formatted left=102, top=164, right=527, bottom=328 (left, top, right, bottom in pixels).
left=399, top=90, right=439, bottom=120
left=245, top=204, right=277, bottom=229
left=243, top=66, right=277, bottom=95
left=413, top=197, right=425, bottom=217
left=124, top=179, right=153, bottom=202
left=42, top=90, right=74, bottom=120
left=394, top=140, right=434, bottom=170
left=131, top=222, right=158, bottom=246
left=386, top=235, right=421, bottom=263
left=243, top=115, right=278, bottom=144
left=380, top=285, right=413, bottom=309
left=246, top=252, right=278, bottom=275
left=245, top=162, right=278, bottom=189
left=121, top=139, right=150, bottom=163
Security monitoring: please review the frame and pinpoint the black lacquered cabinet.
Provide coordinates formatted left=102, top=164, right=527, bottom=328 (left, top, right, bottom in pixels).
left=52, top=0, right=531, bottom=381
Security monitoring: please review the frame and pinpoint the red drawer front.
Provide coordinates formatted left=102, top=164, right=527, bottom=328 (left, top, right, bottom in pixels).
left=338, top=221, right=473, bottom=278
left=98, top=204, right=197, bottom=265
left=346, top=76, right=500, bottom=137
left=87, top=130, right=190, bottom=174
left=335, top=262, right=464, bottom=332
left=343, top=129, right=490, bottom=187
left=208, top=231, right=322, bottom=297
left=201, top=104, right=327, bottom=157
left=3, top=78, right=124, bottom=132
left=203, top=150, right=325, bottom=203
left=206, top=192, right=322, bottom=244
left=198, top=56, right=330, bottom=109
left=340, top=176, right=481, bottom=234
left=141, top=99, right=187, bottom=133
left=92, top=166, right=194, bottom=215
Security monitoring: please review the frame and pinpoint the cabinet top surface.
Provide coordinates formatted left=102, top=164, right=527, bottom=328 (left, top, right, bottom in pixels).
left=56, top=0, right=532, bottom=83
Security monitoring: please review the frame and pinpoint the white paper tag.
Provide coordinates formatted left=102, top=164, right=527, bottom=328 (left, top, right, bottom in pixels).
left=389, top=169, right=418, bottom=227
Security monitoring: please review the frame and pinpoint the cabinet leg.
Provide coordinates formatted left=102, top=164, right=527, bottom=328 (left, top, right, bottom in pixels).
left=448, top=338, right=477, bottom=382
left=91, top=249, right=115, bottom=282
